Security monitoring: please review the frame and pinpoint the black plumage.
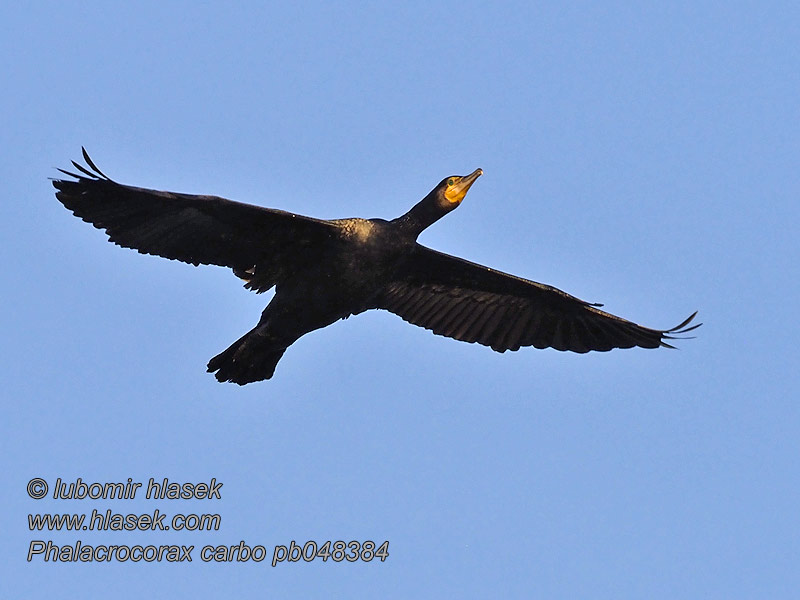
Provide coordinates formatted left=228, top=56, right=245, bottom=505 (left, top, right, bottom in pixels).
left=54, top=149, right=700, bottom=384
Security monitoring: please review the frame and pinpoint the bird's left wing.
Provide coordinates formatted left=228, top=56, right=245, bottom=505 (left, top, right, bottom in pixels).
left=53, top=149, right=342, bottom=291
left=376, top=244, right=699, bottom=353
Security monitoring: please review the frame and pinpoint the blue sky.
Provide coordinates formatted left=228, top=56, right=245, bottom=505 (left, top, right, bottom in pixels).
left=3, top=1, right=799, bottom=598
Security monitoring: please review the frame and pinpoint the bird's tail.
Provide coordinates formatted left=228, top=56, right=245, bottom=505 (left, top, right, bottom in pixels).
left=207, top=329, right=286, bottom=385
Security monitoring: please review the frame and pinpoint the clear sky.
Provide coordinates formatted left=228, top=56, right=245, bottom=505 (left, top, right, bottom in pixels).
left=3, top=1, right=799, bottom=598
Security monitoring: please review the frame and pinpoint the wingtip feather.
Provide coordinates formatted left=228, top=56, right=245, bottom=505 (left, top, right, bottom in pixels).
left=659, top=311, right=702, bottom=348
left=82, top=147, right=104, bottom=175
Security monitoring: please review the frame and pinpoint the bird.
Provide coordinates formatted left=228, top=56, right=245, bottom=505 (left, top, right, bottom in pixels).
left=53, top=149, right=700, bottom=385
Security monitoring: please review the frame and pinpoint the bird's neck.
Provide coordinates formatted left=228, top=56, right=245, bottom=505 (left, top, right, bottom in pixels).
left=393, top=193, right=450, bottom=239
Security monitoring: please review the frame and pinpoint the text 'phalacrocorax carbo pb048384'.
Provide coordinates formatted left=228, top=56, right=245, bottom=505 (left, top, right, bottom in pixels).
left=54, top=149, right=700, bottom=384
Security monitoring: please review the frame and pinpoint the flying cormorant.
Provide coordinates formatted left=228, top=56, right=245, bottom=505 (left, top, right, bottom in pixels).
left=54, top=149, right=700, bottom=384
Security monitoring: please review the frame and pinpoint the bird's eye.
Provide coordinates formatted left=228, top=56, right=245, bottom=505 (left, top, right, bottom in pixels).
left=447, top=178, right=455, bottom=186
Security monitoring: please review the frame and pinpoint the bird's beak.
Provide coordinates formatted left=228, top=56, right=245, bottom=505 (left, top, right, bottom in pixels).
left=446, top=168, right=483, bottom=204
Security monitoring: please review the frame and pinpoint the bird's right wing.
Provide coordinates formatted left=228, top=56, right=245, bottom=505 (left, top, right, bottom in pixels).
left=377, top=244, right=699, bottom=353
left=53, top=149, right=342, bottom=292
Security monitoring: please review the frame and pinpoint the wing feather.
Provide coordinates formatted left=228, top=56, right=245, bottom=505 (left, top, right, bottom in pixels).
left=54, top=150, right=342, bottom=292
left=377, top=244, right=699, bottom=354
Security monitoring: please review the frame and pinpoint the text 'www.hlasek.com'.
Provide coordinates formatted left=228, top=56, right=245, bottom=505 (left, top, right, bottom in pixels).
left=26, top=477, right=389, bottom=566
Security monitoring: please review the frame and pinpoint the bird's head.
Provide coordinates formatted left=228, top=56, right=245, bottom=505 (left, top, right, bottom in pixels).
left=434, top=168, right=483, bottom=210
left=397, top=168, right=484, bottom=237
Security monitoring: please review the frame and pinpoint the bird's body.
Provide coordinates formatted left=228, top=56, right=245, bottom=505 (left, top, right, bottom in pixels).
left=54, top=150, right=699, bottom=384
left=215, top=218, right=407, bottom=382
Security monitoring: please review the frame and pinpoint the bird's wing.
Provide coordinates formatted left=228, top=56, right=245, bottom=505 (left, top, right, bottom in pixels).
left=53, top=149, right=342, bottom=292
left=377, top=244, right=699, bottom=353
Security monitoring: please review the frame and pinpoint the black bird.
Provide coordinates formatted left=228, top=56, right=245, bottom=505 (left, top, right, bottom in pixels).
left=54, top=149, right=699, bottom=384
